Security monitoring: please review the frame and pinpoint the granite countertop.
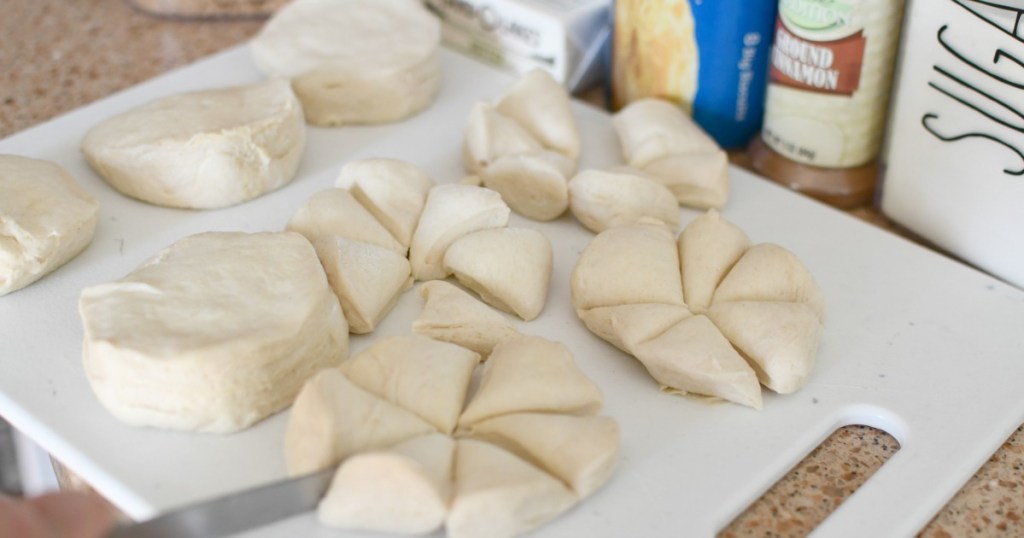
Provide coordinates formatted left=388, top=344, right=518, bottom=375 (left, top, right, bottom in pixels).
left=1, top=1, right=1021, bottom=536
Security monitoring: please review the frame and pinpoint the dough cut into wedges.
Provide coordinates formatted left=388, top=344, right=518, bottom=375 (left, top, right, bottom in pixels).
left=408, top=184, right=510, bottom=281
left=712, top=243, right=826, bottom=322
left=466, top=412, right=619, bottom=499
left=611, top=98, right=720, bottom=168
left=462, top=103, right=543, bottom=174
left=571, top=221, right=684, bottom=313
left=495, top=69, right=581, bottom=161
left=611, top=98, right=729, bottom=209
left=458, top=336, right=603, bottom=428
left=335, top=158, right=434, bottom=248
left=708, top=301, right=823, bottom=394
left=284, top=369, right=436, bottom=476
left=287, top=188, right=404, bottom=254
left=443, top=228, right=553, bottom=321
left=1, top=155, right=99, bottom=296
left=339, top=335, right=479, bottom=434
left=632, top=315, right=762, bottom=409
left=578, top=303, right=692, bottom=355
left=678, top=209, right=750, bottom=314
left=568, top=168, right=679, bottom=233
left=250, top=0, right=441, bottom=126
left=313, top=236, right=411, bottom=334
left=81, top=79, right=304, bottom=209
left=642, top=151, right=729, bottom=209
left=80, top=232, right=347, bottom=433
left=447, top=439, right=577, bottom=538
left=480, top=151, right=572, bottom=221
left=412, top=280, right=520, bottom=358
left=318, top=434, right=454, bottom=534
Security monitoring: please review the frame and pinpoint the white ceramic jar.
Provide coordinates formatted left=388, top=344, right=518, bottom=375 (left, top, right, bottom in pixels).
left=880, top=0, right=1024, bottom=289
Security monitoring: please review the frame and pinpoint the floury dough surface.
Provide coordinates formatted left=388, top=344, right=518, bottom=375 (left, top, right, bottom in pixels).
left=250, top=0, right=441, bottom=126
left=79, top=232, right=349, bottom=433
left=0, top=155, right=99, bottom=296
left=80, top=79, right=305, bottom=209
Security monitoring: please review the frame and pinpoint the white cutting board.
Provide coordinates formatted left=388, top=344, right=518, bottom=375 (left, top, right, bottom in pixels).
left=1, top=45, right=1023, bottom=538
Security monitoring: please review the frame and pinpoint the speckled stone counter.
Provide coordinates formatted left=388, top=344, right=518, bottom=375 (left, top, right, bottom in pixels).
left=2, top=1, right=1021, bottom=536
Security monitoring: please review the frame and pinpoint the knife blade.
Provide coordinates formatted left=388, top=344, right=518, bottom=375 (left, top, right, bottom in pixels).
left=106, top=466, right=336, bottom=538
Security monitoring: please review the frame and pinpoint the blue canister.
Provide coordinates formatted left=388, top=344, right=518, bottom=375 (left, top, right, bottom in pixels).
left=612, top=0, right=777, bottom=148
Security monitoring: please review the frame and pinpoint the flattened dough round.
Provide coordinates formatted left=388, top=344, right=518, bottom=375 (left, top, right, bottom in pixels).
left=1, top=155, right=99, bottom=296
left=80, top=232, right=348, bottom=433
left=81, top=79, right=305, bottom=209
left=250, top=0, right=441, bottom=126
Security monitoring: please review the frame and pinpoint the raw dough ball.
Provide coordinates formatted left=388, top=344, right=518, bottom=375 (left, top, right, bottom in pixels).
left=409, top=184, right=510, bottom=281
left=80, top=232, right=348, bottom=433
left=633, top=314, right=763, bottom=410
left=463, top=71, right=581, bottom=222
left=708, top=301, right=823, bottom=394
left=318, top=434, right=454, bottom=534
left=0, top=155, right=99, bottom=296
left=677, top=209, right=750, bottom=314
left=446, top=438, right=576, bottom=538
left=312, top=235, right=412, bottom=334
left=479, top=151, right=572, bottom=221
left=413, top=280, right=520, bottom=358
left=570, top=219, right=685, bottom=313
left=457, top=336, right=603, bottom=428
left=568, top=167, right=679, bottom=233
left=335, top=158, right=434, bottom=248
left=339, top=335, right=479, bottom=434
left=443, top=227, right=553, bottom=321
left=285, top=368, right=435, bottom=475
left=81, top=79, right=305, bottom=209
left=465, top=412, right=619, bottom=499
left=286, top=188, right=404, bottom=254
left=495, top=69, right=581, bottom=161
left=462, top=103, right=543, bottom=174
left=571, top=211, right=825, bottom=407
left=250, top=0, right=442, bottom=126
left=612, top=98, right=729, bottom=209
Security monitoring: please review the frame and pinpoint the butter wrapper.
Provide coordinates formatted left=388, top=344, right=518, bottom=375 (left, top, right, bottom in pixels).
left=424, top=0, right=612, bottom=92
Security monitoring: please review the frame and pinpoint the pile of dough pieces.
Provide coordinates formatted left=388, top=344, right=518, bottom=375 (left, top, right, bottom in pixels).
left=287, top=158, right=555, bottom=338
left=0, top=155, right=99, bottom=296
left=81, top=0, right=442, bottom=209
left=571, top=210, right=826, bottom=409
left=287, top=334, right=620, bottom=538
left=79, top=157, right=555, bottom=433
left=461, top=73, right=728, bottom=230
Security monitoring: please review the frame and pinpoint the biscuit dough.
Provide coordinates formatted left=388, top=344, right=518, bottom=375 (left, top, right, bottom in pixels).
left=335, top=158, right=434, bottom=248
left=572, top=212, right=825, bottom=407
left=0, top=155, right=99, bottom=296
left=81, top=79, right=305, bottom=209
left=568, top=168, right=679, bottom=233
left=292, top=334, right=617, bottom=538
left=408, top=184, right=510, bottom=281
left=81, top=232, right=348, bottom=433
left=612, top=98, right=729, bottom=209
left=443, top=228, right=553, bottom=321
left=250, top=0, right=442, bottom=126
left=413, top=280, right=520, bottom=358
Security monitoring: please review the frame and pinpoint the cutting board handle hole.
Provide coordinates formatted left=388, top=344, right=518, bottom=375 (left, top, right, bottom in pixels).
left=718, top=424, right=900, bottom=537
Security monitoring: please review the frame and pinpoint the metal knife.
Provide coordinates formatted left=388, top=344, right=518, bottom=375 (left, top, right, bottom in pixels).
left=106, top=466, right=336, bottom=538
